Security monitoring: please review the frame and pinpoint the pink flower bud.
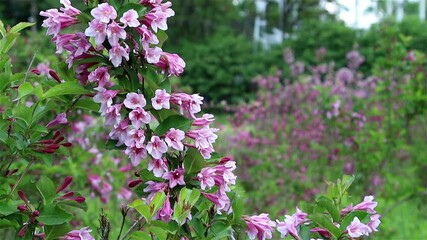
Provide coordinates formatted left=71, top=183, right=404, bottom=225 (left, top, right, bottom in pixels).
left=57, top=176, right=73, bottom=193
left=128, top=179, right=143, bottom=188
left=17, top=205, right=27, bottom=212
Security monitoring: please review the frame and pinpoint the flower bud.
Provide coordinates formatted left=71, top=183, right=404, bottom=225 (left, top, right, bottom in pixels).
left=48, top=70, right=62, bottom=83
left=128, top=179, right=142, bottom=188
left=57, top=176, right=73, bottom=193
left=17, top=204, right=27, bottom=212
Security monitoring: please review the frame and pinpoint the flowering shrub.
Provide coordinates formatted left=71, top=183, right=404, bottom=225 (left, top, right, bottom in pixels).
left=225, top=44, right=426, bottom=238
left=0, top=0, right=385, bottom=239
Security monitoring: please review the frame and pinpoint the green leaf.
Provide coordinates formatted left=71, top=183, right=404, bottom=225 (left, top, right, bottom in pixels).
left=148, top=226, right=168, bottom=240
left=74, top=98, right=99, bottom=112
left=0, top=21, right=6, bottom=37
left=154, top=115, right=192, bottom=135
left=156, top=30, right=168, bottom=47
left=206, top=221, right=231, bottom=240
left=44, top=223, right=71, bottom=240
left=58, top=198, right=88, bottom=211
left=316, top=196, right=341, bottom=222
left=16, top=82, right=33, bottom=100
left=0, top=32, right=19, bottom=53
left=184, top=148, right=206, bottom=174
left=10, top=22, right=35, bottom=33
left=309, top=213, right=342, bottom=239
left=12, top=104, right=32, bottom=127
left=0, top=218, right=19, bottom=229
left=149, top=192, right=166, bottom=217
left=36, top=176, right=57, bottom=205
left=38, top=205, right=73, bottom=225
left=129, top=199, right=151, bottom=222
left=0, top=200, right=18, bottom=216
left=42, top=82, right=91, bottom=100
left=129, top=231, right=151, bottom=240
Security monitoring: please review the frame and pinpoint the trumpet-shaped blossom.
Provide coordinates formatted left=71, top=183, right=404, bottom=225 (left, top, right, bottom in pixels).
left=144, top=46, right=163, bottom=64
left=91, top=3, right=117, bottom=23
left=88, top=66, right=112, bottom=88
left=40, top=9, right=79, bottom=36
left=109, top=44, right=129, bottom=67
left=59, top=0, right=80, bottom=16
left=148, top=158, right=168, bottom=177
left=368, top=214, right=381, bottom=232
left=93, top=87, right=120, bottom=114
left=152, top=89, right=171, bottom=110
left=165, top=128, right=185, bottom=151
left=342, top=196, right=378, bottom=215
left=157, top=194, right=173, bottom=222
left=346, top=217, right=371, bottom=238
left=70, top=33, right=91, bottom=57
left=46, top=112, right=68, bottom=128
left=192, top=114, right=215, bottom=127
left=129, top=107, right=151, bottom=129
left=124, top=92, right=146, bottom=110
left=109, top=118, right=129, bottom=146
left=187, top=127, right=218, bottom=154
left=107, top=21, right=126, bottom=46
left=162, top=167, right=185, bottom=188
left=196, top=168, right=216, bottom=190
left=62, top=227, right=94, bottom=240
left=243, top=214, right=276, bottom=240
left=156, top=52, right=186, bottom=77
left=103, top=104, right=122, bottom=126
left=125, top=144, right=147, bottom=166
left=276, top=214, right=300, bottom=239
left=143, top=4, right=175, bottom=32
left=202, top=190, right=232, bottom=214
left=170, top=93, right=203, bottom=118
left=146, top=136, right=168, bottom=159
left=120, top=10, right=140, bottom=27
left=136, top=24, right=159, bottom=45
left=124, top=129, right=146, bottom=148
left=84, top=19, right=107, bottom=46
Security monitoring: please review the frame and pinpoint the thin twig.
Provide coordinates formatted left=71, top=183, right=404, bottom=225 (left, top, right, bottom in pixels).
left=10, top=157, right=35, bottom=195
left=120, top=216, right=144, bottom=240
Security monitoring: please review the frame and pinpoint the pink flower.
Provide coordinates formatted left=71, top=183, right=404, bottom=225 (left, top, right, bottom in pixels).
left=342, top=196, right=378, bottom=215
left=157, top=194, right=173, bottom=222
left=70, top=33, right=91, bottom=57
left=125, top=144, right=147, bottom=166
left=202, top=190, right=232, bottom=214
left=156, top=52, right=186, bottom=76
left=162, top=167, right=185, bottom=188
left=346, top=217, right=371, bottom=238
left=91, top=3, right=117, bottom=23
left=196, top=168, right=216, bottom=190
left=124, top=92, right=146, bottom=109
left=109, top=118, right=128, bottom=145
left=148, top=158, right=168, bottom=177
left=93, top=87, right=120, bottom=114
left=117, top=188, right=132, bottom=201
left=109, top=44, right=129, bottom=67
left=84, top=19, right=108, bottom=46
left=40, top=9, right=79, bottom=36
left=107, top=21, right=126, bottom=46
left=143, top=5, right=175, bottom=32
left=368, top=214, right=381, bottom=232
left=144, top=181, right=167, bottom=200
left=136, top=24, right=159, bottom=45
left=88, top=66, right=112, bottom=88
left=124, top=129, right=146, bottom=148
left=192, top=114, right=215, bottom=127
left=151, top=89, right=171, bottom=110
left=36, top=63, right=52, bottom=76
left=186, top=127, right=218, bottom=155
left=59, top=0, right=81, bottom=16
left=165, top=128, right=185, bottom=151
left=144, top=46, right=163, bottom=64
left=100, top=181, right=112, bottom=203
left=103, top=104, right=122, bottom=126
left=294, top=207, right=308, bottom=225
left=242, top=214, right=276, bottom=240
left=46, top=112, right=68, bottom=128
left=276, top=214, right=300, bottom=239
left=61, top=227, right=94, bottom=240
left=146, top=136, right=168, bottom=159
left=120, top=10, right=140, bottom=27
left=129, top=107, right=151, bottom=129
left=170, top=93, right=203, bottom=118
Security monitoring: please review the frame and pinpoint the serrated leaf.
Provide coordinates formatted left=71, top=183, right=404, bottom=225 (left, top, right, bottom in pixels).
left=42, top=82, right=91, bottom=100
